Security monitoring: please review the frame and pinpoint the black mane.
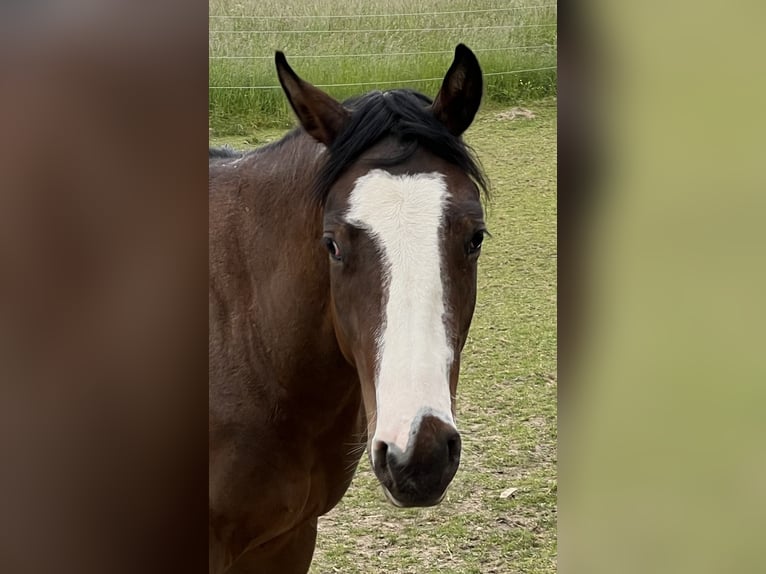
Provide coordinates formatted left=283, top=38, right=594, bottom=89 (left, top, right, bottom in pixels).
left=313, top=89, right=488, bottom=203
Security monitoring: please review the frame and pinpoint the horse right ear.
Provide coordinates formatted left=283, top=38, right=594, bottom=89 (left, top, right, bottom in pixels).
left=275, top=52, right=349, bottom=147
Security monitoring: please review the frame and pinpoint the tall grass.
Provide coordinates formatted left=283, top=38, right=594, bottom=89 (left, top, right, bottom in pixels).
left=209, top=0, right=557, bottom=135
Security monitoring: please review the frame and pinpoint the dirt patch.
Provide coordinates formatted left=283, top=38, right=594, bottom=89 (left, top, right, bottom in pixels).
left=495, top=107, right=536, bottom=121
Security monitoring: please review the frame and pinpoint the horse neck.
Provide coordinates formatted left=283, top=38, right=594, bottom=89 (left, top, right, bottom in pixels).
left=242, top=133, right=358, bottom=410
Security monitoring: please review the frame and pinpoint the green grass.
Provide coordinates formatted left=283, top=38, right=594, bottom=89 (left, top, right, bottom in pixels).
left=209, top=0, right=557, bottom=134
left=208, top=98, right=558, bottom=573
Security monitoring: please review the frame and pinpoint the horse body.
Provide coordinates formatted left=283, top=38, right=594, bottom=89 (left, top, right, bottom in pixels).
left=209, top=45, right=487, bottom=573
left=209, top=135, right=366, bottom=571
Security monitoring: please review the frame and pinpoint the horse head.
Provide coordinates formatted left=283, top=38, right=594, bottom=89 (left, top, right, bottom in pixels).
left=275, top=45, right=487, bottom=507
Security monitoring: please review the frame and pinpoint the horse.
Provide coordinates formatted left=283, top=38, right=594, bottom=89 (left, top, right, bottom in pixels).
left=209, top=44, right=488, bottom=573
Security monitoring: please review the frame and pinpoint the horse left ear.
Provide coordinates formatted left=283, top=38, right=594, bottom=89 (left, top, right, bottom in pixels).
left=431, top=44, right=483, bottom=137
left=275, top=51, right=349, bottom=146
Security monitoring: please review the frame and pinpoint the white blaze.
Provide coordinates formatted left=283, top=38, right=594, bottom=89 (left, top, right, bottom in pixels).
left=346, top=169, right=455, bottom=455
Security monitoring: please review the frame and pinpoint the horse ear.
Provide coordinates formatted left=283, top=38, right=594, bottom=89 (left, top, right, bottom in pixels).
left=431, top=44, right=483, bottom=137
left=275, top=52, right=349, bottom=146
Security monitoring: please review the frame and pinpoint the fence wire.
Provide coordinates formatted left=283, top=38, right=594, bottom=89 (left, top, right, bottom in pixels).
left=211, top=24, right=556, bottom=34
left=209, top=67, right=557, bottom=90
left=209, top=5, right=557, bottom=20
left=210, top=45, right=556, bottom=60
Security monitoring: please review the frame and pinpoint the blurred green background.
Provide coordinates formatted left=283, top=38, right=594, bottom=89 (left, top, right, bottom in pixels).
left=562, top=1, right=766, bottom=572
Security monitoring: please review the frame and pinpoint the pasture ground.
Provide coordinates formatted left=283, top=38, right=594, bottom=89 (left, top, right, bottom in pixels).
left=208, top=97, right=557, bottom=573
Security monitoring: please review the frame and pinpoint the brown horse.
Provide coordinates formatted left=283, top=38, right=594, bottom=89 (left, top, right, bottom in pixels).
left=209, top=45, right=488, bottom=573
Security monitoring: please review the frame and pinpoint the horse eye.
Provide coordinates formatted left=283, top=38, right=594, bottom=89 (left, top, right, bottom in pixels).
left=323, top=237, right=342, bottom=261
left=468, top=230, right=485, bottom=255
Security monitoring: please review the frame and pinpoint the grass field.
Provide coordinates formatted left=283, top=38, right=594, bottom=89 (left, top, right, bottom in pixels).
left=209, top=0, right=556, bottom=134
left=208, top=97, right=558, bottom=573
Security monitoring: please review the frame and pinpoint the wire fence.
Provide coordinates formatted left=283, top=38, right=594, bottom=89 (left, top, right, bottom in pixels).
left=208, top=67, right=558, bottom=90
left=210, top=24, right=556, bottom=34
left=209, top=3, right=557, bottom=128
left=209, top=5, right=557, bottom=19
left=208, top=4, right=557, bottom=70
left=209, top=46, right=555, bottom=60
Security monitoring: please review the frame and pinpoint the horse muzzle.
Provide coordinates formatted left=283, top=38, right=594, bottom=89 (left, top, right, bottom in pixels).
left=371, top=414, right=461, bottom=507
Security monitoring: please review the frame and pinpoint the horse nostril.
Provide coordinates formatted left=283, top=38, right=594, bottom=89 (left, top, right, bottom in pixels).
left=373, top=439, right=389, bottom=470
left=447, top=434, right=461, bottom=464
